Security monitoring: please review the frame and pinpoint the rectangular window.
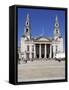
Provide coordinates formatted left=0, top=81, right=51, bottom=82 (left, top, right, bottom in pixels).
left=56, top=45, right=57, bottom=52
left=27, top=45, right=29, bottom=51
left=32, top=45, right=34, bottom=51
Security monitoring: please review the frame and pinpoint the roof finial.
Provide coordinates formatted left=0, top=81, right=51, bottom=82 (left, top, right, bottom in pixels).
left=40, top=26, right=44, bottom=37
left=27, top=13, right=29, bottom=21
left=56, top=15, right=58, bottom=22
left=42, top=27, right=44, bottom=36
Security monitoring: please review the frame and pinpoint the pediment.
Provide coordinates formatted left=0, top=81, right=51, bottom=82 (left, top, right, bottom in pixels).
left=35, top=37, right=50, bottom=41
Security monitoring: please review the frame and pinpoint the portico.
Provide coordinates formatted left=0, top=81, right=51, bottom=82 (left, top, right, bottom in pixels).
left=34, top=39, right=52, bottom=59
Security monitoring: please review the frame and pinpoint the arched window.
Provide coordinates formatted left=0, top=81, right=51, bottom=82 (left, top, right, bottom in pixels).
left=56, top=29, right=58, bottom=34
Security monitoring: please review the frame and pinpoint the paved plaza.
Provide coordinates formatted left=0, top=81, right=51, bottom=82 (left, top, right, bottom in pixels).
left=18, top=59, right=65, bottom=82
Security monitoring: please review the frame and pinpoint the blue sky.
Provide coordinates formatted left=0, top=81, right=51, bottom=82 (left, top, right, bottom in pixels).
left=18, top=8, right=65, bottom=48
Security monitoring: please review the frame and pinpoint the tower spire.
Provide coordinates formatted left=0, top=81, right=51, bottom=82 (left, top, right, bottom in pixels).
left=24, top=13, right=31, bottom=40
left=26, top=13, right=29, bottom=26
left=55, top=16, right=58, bottom=22
left=54, top=16, right=60, bottom=40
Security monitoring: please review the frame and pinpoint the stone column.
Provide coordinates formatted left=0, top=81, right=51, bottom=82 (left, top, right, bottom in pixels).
left=34, top=44, right=36, bottom=58
left=50, top=44, right=52, bottom=58
left=53, top=45, right=56, bottom=58
left=39, top=44, right=41, bottom=58
left=53, top=53, right=55, bottom=58
left=30, top=45, right=32, bottom=60
left=24, top=52, right=26, bottom=59
left=45, top=44, right=46, bottom=58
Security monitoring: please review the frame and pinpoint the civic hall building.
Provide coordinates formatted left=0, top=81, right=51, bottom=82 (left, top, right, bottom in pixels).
left=19, top=14, right=64, bottom=61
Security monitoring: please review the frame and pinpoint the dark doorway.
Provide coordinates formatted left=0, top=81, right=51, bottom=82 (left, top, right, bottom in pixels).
left=41, top=44, right=45, bottom=58
left=46, top=44, right=50, bottom=58
left=37, top=54, right=39, bottom=58
left=26, top=53, right=30, bottom=60
left=52, top=46, right=53, bottom=58
left=42, top=54, right=44, bottom=58
left=36, top=44, right=39, bottom=58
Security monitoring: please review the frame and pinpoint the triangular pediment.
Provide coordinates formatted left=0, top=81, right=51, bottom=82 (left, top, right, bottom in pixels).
left=35, top=36, right=50, bottom=41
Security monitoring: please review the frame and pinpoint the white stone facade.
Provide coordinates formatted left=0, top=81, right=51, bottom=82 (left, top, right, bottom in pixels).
left=18, top=14, right=64, bottom=60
